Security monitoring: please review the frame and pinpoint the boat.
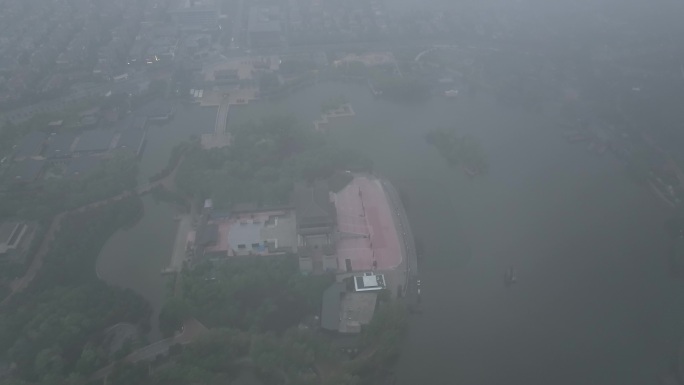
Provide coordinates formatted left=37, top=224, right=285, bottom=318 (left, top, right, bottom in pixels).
left=462, top=164, right=480, bottom=177
left=504, top=267, right=517, bottom=287
left=444, top=89, right=459, bottom=98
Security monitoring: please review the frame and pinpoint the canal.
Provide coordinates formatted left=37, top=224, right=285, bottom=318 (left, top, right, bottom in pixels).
left=231, top=82, right=684, bottom=384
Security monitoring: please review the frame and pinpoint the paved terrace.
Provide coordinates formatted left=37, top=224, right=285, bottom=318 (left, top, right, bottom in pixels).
left=334, top=176, right=403, bottom=272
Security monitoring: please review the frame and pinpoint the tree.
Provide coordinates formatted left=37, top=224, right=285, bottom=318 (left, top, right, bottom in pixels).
left=159, top=297, right=191, bottom=337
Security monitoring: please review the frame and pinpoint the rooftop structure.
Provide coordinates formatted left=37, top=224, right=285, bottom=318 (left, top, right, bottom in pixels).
left=203, top=209, right=298, bottom=257
left=353, top=273, right=386, bottom=292
left=292, top=181, right=336, bottom=239
left=72, top=130, right=116, bottom=154
left=321, top=282, right=378, bottom=334
left=0, top=222, right=28, bottom=255
left=13, top=132, right=47, bottom=161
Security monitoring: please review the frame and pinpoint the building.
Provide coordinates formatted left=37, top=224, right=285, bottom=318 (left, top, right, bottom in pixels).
left=248, top=7, right=283, bottom=48
left=321, top=282, right=378, bottom=334
left=72, top=130, right=116, bottom=154
left=13, top=132, right=48, bottom=161
left=200, top=208, right=299, bottom=258
left=353, top=273, right=386, bottom=292
left=169, top=0, right=220, bottom=32
left=0, top=222, right=28, bottom=256
left=292, top=182, right=337, bottom=273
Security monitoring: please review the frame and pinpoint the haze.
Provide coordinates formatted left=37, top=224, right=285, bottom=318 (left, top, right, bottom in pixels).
left=1, top=0, right=684, bottom=384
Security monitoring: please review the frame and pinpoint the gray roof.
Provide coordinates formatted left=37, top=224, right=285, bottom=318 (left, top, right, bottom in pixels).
left=65, top=156, right=100, bottom=178
left=292, top=182, right=335, bottom=229
left=11, top=159, right=45, bottom=181
left=229, top=220, right=263, bottom=250
left=14, top=132, right=47, bottom=159
left=44, top=133, right=76, bottom=158
left=321, top=282, right=345, bottom=331
left=73, top=130, right=116, bottom=153
left=260, top=212, right=297, bottom=250
left=197, top=223, right=218, bottom=246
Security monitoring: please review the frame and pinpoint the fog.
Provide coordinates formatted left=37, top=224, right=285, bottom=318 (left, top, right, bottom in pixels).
left=1, top=0, right=684, bottom=384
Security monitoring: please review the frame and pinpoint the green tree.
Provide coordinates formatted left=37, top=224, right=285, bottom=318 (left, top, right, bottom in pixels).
left=159, top=297, right=191, bottom=337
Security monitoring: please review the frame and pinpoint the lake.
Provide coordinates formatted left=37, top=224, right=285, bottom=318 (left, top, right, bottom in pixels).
left=96, top=103, right=215, bottom=339
left=232, top=82, right=684, bottom=384
left=97, top=82, right=684, bottom=383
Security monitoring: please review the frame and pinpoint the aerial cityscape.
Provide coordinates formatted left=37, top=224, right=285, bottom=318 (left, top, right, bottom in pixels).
left=1, top=0, right=684, bottom=384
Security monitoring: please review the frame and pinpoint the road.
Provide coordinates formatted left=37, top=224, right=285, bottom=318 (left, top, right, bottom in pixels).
left=167, top=215, right=193, bottom=274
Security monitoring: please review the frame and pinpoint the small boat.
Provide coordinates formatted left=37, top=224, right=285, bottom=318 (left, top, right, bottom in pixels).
left=504, top=267, right=517, bottom=287
left=462, top=164, right=480, bottom=177
left=444, top=89, right=459, bottom=98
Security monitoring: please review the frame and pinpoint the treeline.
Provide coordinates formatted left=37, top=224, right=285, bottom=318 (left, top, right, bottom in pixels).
left=0, top=198, right=151, bottom=384
left=148, top=142, right=189, bottom=183
left=121, top=257, right=406, bottom=385
left=174, top=114, right=373, bottom=210
left=106, top=327, right=359, bottom=385
left=176, top=257, right=333, bottom=333
left=425, top=129, right=489, bottom=174
left=0, top=155, right=138, bottom=220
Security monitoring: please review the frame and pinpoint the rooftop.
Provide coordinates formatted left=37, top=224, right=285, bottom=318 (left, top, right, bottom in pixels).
left=321, top=282, right=346, bottom=332
left=292, top=181, right=336, bottom=230
left=339, top=292, right=377, bottom=333
left=335, top=176, right=403, bottom=272
left=205, top=209, right=298, bottom=256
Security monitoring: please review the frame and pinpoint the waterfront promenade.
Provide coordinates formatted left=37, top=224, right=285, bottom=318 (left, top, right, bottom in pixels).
left=381, top=178, right=419, bottom=305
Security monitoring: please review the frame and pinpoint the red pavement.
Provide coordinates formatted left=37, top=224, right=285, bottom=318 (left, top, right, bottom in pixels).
left=334, top=176, right=402, bottom=271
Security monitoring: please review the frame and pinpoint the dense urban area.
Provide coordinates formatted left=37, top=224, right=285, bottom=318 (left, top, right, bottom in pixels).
left=1, top=0, right=684, bottom=384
